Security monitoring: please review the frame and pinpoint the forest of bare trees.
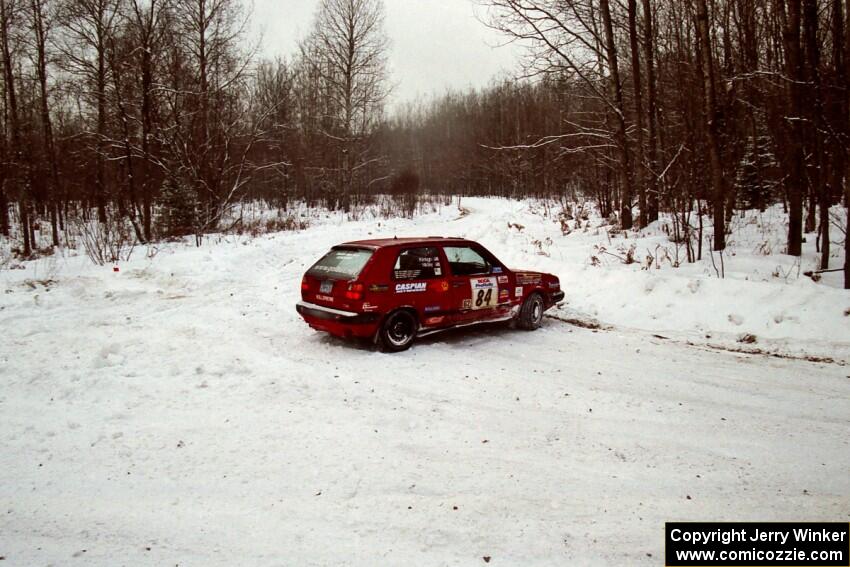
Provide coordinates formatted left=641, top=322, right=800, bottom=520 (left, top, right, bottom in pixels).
left=1, top=0, right=848, bottom=286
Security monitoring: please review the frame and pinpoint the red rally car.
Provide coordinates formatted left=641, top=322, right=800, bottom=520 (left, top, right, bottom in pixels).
left=296, top=237, right=564, bottom=352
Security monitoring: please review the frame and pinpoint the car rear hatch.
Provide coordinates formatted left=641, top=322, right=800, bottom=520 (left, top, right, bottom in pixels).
left=302, top=246, right=374, bottom=309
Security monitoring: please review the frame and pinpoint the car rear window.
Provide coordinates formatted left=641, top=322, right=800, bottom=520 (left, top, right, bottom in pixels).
left=308, top=248, right=373, bottom=279
left=393, top=247, right=443, bottom=280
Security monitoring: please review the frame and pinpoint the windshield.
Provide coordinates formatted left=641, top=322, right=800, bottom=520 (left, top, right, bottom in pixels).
left=308, top=247, right=373, bottom=279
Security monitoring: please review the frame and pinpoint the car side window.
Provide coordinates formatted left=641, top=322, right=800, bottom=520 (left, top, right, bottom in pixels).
left=443, top=246, right=491, bottom=276
left=393, top=247, right=444, bottom=280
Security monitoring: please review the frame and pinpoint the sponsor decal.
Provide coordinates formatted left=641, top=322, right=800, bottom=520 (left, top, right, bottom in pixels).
left=515, top=286, right=523, bottom=298
left=470, top=277, right=498, bottom=309
left=462, top=298, right=472, bottom=310
left=424, top=305, right=440, bottom=313
left=312, top=264, right=359, bottom=276
left=316, top=294, right=334, bottom=302
left=498, top=289, right=509, bottom=302
left=425, top=316, right=445, bottom=325
left=395, top=282, right=427, bottom=293
left=394, top=269, right=421, bottom=279
left=497, top=275, right=509, bottom=284
left=368, top=284, right=388, bottom=292
left=516, top=272, right=542, bottom=285
left=439, top=281, right=449, bottom=292
left=472, top=277, right=497, bottom=290
left=362, top=302, right=378, bottom=312
left=434, top=267, right=442, bottom=276
left=492, top=267, right=503, bottom=273
left=548, top=281, right=560, bottom=289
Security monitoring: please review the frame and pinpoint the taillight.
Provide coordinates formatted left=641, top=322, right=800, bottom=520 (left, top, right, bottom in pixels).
left=345, top=282, right=364, bottom=300
left=301, top=276, right=309, bottom=291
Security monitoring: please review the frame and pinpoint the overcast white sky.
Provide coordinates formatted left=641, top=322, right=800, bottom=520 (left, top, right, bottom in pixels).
left=251, top=0, right=522, bottom=111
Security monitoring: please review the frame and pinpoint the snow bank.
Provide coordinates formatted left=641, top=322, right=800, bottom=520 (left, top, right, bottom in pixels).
left=3, top=198, right=847, bottom=359
left=446, top=199, right=849, bottom=360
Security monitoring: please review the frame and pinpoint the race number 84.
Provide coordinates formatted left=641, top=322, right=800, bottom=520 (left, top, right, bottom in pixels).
left=475, top=289, right=492, bottom=307
left=470, top=277, right=497, bottom=310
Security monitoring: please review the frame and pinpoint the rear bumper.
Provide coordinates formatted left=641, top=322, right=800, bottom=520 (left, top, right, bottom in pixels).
left=295, top=301, right=380, bottom=338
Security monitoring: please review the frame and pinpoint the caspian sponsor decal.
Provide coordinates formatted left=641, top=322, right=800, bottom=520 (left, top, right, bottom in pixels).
left=395, top=282, right=427, bottom=293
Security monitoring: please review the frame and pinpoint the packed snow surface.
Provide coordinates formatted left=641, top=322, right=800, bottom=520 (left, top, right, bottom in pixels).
left=2, top=198, right=849, bottom=565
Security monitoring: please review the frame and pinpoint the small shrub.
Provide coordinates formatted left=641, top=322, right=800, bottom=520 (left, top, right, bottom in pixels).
left=620, top=243, right=637, bottom=264
left=238, top=214, right=310, bottom=237
left=75, top=215, right=136, bottom=265
left=737, top=333, right=758, bottom=344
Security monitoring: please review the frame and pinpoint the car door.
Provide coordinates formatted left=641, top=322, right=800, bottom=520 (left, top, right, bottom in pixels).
left=390, top=246, right=452, bottom=327
left=443, top=244, right=508, bottom=324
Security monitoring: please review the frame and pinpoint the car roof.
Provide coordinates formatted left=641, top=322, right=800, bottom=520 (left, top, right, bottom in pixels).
left=338, top=236, right=473, bottom=249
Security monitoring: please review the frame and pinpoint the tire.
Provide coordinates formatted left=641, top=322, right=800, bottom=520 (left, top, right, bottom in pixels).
left=517, top=292, right=545, bottom=330
left=378, top=310, right=418, bottom=352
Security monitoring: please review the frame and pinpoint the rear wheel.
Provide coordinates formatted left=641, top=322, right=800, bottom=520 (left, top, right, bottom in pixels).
left=378, top=310, right=417, bottom=352
left=517, top=292, right=544, bottom=330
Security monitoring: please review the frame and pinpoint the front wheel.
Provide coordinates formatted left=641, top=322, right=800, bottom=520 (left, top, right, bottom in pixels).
left=378, top=310, right=418, bottom=352
left=517, top=292, right=544, bottom=330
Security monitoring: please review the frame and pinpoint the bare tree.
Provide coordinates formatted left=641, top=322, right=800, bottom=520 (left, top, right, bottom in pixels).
left=28, top=0, right=60, bottom=246
left=302, top=0, right=389, bottom=210
left=844, top=0, right=850, bottom=288
left=600, top=0, right=635, bottom=229
left=781, top=0, right=805, bottom=256
left=642, top=0, right=659, bottom=224
left=1, top=0, right=34, bottom=254
left=484, top=0, right=636, bottom=227
left=126, top=0, right=169, bottom=241
left=628, top=0, right=647, bottom=227
left=58, top=0, right=123, bottom=224
left=167, top=0, right=253, bottom=216
left=694, top=0, right=726, bottom=251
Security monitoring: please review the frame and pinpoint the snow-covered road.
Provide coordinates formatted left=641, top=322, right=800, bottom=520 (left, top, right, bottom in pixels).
left=2, top=199, right=848, bottom=565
